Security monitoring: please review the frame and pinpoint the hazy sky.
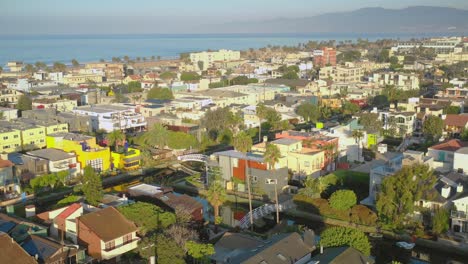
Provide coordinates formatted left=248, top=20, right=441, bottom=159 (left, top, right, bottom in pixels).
left=1, top=0, right=467, bottom=34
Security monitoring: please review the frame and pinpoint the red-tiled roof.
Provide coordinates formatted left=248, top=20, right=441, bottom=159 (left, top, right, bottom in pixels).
left=56, top=203, right=82, bottom=220
left=430, top=139, right=468, bottom=152
left=128, top=75, right=141, bottom=80
left=444, top=114, right=468, bottom=127
left=0, top=158, right=13, bottom=168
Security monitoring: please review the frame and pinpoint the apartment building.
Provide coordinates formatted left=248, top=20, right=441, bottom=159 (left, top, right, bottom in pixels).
left=46, top=132, right=111, bottom=172
left=25, top=148, right=80, bottom=179
left=372, top=72, right=420, bottom=90
left=313, top=47, right=336, bottom=67
left=32, top=98, right=78, bottom=112
left=379, top=111, right=417, bottom=136
left=63, top=74, right=105, bottom=85
left=190, top=49, right=241, bottom=70
left=319, top=63, right=364, bottom=83
left=72, top=104, right=146, bottom=132
left=0, top=86, right=23, bottom=106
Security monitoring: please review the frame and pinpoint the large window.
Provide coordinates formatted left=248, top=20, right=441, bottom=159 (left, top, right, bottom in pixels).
left=123, top=233, right=132, bottom=244
left=105, top=240, right=115, bottom=251
left=86, top=159, right=103, bottom=171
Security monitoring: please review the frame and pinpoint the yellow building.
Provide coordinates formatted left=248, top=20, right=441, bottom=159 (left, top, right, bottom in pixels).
left=47, top=133, right=111, bottom=172
left=0, top=128, right=22, bottom=153
left=253, top=138, right=325, bottom=176
left=63, top=74, right=105, bottom=85
left=0, top=120, right=47, bottom=151
left=321, top=98, right=342, bottom=109
left=111, top=148, right=141, bottom=171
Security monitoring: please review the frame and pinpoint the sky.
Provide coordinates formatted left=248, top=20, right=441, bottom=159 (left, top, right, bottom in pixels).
left=1, top=0, right=467, bottom=34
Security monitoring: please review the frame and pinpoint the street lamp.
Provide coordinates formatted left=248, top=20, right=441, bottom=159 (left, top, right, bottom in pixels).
left=266, top=178, right=280, bottom=224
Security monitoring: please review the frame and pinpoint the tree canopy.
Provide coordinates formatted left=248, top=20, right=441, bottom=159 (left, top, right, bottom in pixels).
left=359, top=113, right=382, bottom=134
left=329, top=190, right=357, bottom=210
left=81, top=165, right=103, bottom=206
left=127, top=81, right=142, bottom=93
left=201, top=107, right=243, bottom=142
left=232, top=131, right=253, bottom=154
left=296, top=102, right=321, bottom=123
left=181, top=72, right=201, bottom=81
left=376, top=164, right=437, bottom=228
left=118, top=202, right=176, bottom=235
left=320, top=227, right=371, bottom=256
left=147, top=87, right=174, bottom=100
left=17, top=95, right=32, bottom=111
left=432, top=208, right=450, bottom=235
left=422, top=115, right=444, bottom=141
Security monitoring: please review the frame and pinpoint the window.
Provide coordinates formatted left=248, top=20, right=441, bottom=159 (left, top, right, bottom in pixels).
left=3, top=136, right=7, bottom=140
left=123, top=233, right=132, bottom=244
left=304, top=161, right=310, bottom=167
left=3, top=145, right=10, bottom=149
left=105, top=240, right=115, bottom=251
left=13, top=135, right=18, bottom=138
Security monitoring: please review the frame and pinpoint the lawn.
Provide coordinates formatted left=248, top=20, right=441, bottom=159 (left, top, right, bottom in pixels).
left=326, top=170, right=370, bottom=201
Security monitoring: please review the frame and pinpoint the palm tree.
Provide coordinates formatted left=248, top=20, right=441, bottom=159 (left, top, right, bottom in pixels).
left=264, top=143, right=281, bottom=170
left=106, top=130, right=125, bottom=152
left=263, top=143, right=282, bottom=224
left=321, top=143, right=336, bottom=171
left=232, top=131, right=254, bottom=230
left=206, top=167, right=227, bottom=224
left=142, top=124, right=169, bottom=149
left=352, top=129, right=364, bottom=161
left=256, top=103, right=268, bottom=143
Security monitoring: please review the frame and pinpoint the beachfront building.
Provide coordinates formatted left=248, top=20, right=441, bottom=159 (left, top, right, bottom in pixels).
left=190, top=49, right=241, bottom=70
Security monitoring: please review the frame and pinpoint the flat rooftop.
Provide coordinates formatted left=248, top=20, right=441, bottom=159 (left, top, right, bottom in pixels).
left=26, top=148, right=74, bottom=161
left=48, top=132, right=93, bottom=141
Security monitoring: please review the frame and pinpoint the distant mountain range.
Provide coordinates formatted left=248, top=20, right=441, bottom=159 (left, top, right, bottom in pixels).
left=211, top=6, right=468, bottom=34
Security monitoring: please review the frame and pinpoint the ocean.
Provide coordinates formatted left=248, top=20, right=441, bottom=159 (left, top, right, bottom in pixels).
left=0, top=32, right=459, bottom=66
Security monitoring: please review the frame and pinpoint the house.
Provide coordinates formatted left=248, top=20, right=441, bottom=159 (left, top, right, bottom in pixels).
left=264, top=79, right=314, bottom=93
left=0, top=106, right=18, bottom=121
left=127, top=183, right=204, bottom=221
left=0, top=157, right=19, bottom=198
left=46, top=132, right=111, bottom=172
left=110, top=147, right=141, bottom=171
left=309, top=246, right=374, bottom=264
left=0, top=232, right=38, bottom=264
left=372, top=72, right=420, bottom=90
left=252, top=138, right=325, bottom=177
left=443, top=114, right=468, bottom=135
left=361, top=152, right=403, bottom=206
left=25, top=149, right=80, bottom=179
left=77, top=207, right=139, bottom=261
left=211, top=150, right=290, bottom=199
left=8, top=153, right=49, bottom=184
left=275, top=130, right=339, bottom=171
left=454, top=147, right=468, bottom=174
left=452, top=195, right=468, bottom=232
left=378, top=111, right=416, bottom=136
left=36, top=203, right=84, bottom=243
left=212, top=231, right=315, bottom=264
left=427, top=139, right=468, bottom=173
left=72, top=104, right=146, bottom=133
left=21, top=235, right=80, bottom=264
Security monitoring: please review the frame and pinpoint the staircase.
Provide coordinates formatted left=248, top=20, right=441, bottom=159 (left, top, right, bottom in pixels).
left=238, top=199, right=296, bottom=229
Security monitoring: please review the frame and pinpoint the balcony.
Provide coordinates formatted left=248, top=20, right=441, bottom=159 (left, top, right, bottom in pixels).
left=101, top=238, right=139, bottom=260
left=451, top=210, right=468, bottom=220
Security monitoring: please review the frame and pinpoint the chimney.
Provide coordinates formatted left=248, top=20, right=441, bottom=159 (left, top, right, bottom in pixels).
left=25, top=205, right=36, bottom=218
left=320, top=245, right=323, bottom=254
left=441, top=185, right=451, bottom=198
left=303, top=228, right=316, bottom=249
left=150, top=256, right=156, bottom=264
left=263, top=136, right=268, bottom=143
left=457, top=183, right=464, bottom=193
left=0, top=152, right=8, bottom=161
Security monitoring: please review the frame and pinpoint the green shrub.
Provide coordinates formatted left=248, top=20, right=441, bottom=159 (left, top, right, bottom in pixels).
left=329, top=190, right=357, bottom=210
left=320, top=227, right=371, bottom=256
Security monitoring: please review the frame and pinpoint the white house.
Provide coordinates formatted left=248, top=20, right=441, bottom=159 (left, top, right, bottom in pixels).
left=72, top=104, right=146, bottom=132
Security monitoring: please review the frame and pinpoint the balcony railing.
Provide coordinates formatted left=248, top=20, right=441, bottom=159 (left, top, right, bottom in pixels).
left=451, top=210, right=468, bottom=220
left=101, top=238, right=139, bottom=260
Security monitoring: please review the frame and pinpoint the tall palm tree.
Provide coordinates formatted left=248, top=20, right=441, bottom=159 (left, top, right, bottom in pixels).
left=352, top=129, right=364, bottom=161
left=263, top=143, right=282, bottom=224
left=232, top=131, right=254, bottom=230
left=206, top=167, right=227, bottom=223
left=106, top=130, right=125, bottom=152
left=142, top=124, right=169, bottom=149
